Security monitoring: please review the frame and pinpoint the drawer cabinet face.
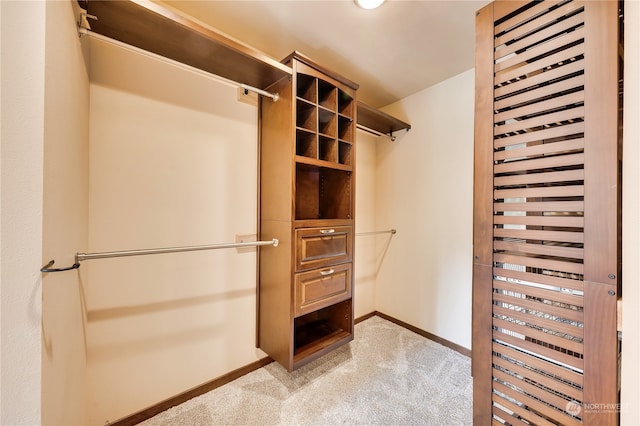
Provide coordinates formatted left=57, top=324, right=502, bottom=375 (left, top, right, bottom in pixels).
left=295, top=226, right=352, bottom=271
left=294, top=263, right=352, bottom=317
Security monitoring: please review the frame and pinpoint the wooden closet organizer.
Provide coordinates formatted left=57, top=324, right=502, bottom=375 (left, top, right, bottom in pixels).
left=78, top=0, right=410, bottom=371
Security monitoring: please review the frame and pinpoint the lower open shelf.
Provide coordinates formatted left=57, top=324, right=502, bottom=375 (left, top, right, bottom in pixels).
left=292, top=299, right=353, bottom=369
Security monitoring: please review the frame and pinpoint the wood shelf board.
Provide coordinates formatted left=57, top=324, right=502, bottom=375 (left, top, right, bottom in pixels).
left=293, top=330, right=352, bottom=368
left=357, top=100, right=411, bottom=135
left=79, top=0, right=291, bottom=90
left=285, top=51, right=360, bottom=91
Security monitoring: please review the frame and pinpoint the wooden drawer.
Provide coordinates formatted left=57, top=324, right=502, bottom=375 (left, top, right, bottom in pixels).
left=294, top=263, right=352, bottom=317
left=295, top=225, right=352, bottom=271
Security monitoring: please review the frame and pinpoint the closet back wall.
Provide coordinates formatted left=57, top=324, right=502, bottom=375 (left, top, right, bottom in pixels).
left=84, top=38, right=377, bottom=423
left=86, top=39, right=263, bottom=424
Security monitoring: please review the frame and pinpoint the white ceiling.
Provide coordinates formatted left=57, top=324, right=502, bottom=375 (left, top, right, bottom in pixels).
left=163, top=0, right=490, bottom=108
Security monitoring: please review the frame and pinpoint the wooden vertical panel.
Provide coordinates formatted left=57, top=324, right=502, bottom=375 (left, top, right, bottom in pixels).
left=473, top=4, right=494, bottom=425
left=582, top=1, right=620, bottom=423
left=475, top=0, right=621, bottom=424
left=583, top=281, right=619, bottom=424
left=474, top=2, right=494, bottom=267
left=583, top=0, right=619, bottom=286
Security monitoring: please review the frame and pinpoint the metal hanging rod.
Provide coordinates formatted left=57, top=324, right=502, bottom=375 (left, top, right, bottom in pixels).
left=356, top=124, right=398, bottom=141
left=76, top=27, right=280, bottom=102
left=41, top=239, right=279, bottom=273
left=356, top=229, right=397, bottom=237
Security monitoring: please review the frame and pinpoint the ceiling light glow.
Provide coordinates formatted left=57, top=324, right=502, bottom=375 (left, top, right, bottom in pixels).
left=355, top=0, right=385, bottom=10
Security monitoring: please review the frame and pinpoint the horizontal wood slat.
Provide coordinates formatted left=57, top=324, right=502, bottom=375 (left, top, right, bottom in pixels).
left=493, top=351, right=583, bottom=399
left=493, top=278, right=584, bottom=308
left=493, top=316, right=584, bottom=354
left=494, top=152, right=584, bottom=173
left=494, top=58, right=584, bottom=101
left=494, top=0, right=564, bottom=36
left=492, top=405, right=531, bottom=426
left=493, top=392, right=559, bottom=426
left=493, top=340, right=584, bottom=386
left=495, top=252, right=584, bottom=274
left=493, top=267, right=584, bottom=292
left=493, top=201, right=584, bottom=213
left=494, top=122, right=584, bottom=149
left=492, top=381, right=583, bottom=426
left=494, top=138, right=584, bottom=161
left=494, top=1, right=584, bottom=47
left=494, top=240, right=584, bottom=260
left=495, top=44, right=585, bottom=85
left=494, top=169, right=584, bottom=187
left=494, top=228, right=584, bottom=245
left=493, top=305, right=584, bottom=339
left=492, top=368, right=584, bottom=426
left=494, top=184, right=584, bottom=199
left=493, top=291, right=583, bottom=323
left=495, top=11, right=585, bottom=61
left=493, top=214, right=584, bottom=228
left=495, top=73, right=584, bottom=112
left=494, top=106, right=584, bottom=136
left=495, top=25, right=585, bottom=73
left=493, top=331, right=583, bottom=370
left=495, top=88, right=584, bottom=123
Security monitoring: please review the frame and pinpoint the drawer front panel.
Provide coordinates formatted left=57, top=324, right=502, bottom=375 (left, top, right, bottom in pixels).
left=295, top=225, right=352, bottom=271
left=294, top=263, right=352, bottom=317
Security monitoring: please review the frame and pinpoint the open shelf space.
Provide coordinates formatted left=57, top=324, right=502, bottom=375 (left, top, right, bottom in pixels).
left=295, top=164, right=352, bottom=221
left=293, top=299, right=353, bottom=367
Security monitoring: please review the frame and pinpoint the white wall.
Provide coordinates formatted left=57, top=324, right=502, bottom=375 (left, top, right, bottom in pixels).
left=0, top=1, right=45, bottom=424
left=84, top=39, right=262, bottom=423
left=375, top=69, right=475, bottom=350
left=41, top=1, right=90, bottom=424
left=354, top=131, right=378, bottom=318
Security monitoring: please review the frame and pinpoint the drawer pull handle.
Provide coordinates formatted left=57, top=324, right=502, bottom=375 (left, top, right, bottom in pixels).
left=320, top=269, right=335, bottom=276
left=320, top=229, right=335, bottom=234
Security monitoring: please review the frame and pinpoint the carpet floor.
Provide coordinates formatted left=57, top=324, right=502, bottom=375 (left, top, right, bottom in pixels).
left=139, top=315, right=473, bottom=425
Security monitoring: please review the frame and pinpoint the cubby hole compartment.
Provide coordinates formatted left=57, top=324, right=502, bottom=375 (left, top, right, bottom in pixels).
left=318, top=80, right=337, bottom=110
left=338, top=115, right=353, bottom=143
left=319, top=136, right=337, bottom=163
left=293, top=299, right=352, bottom=363
left=318, top=108, right=337, bottom=138
left=296, top=99, right=317, bottom=132
left=296, top=129, right=317, bottom=159
left=338, top=142, right=352, bottom=166
left=297, top=74, right=317, bottom=103
left=338, top=90, right=354, bottom=117
left=295, top=164, right=352, bottom=220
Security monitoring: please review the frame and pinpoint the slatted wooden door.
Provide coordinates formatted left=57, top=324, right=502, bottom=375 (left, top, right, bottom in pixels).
left=473, top=1, right=621, bottom=425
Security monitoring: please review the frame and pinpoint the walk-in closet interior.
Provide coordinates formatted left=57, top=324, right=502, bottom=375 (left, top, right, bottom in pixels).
left=1, top=0, right=638, bottom=425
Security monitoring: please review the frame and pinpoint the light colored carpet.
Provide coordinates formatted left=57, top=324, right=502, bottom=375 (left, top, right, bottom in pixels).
left=139, top=316, right=473, bottom=425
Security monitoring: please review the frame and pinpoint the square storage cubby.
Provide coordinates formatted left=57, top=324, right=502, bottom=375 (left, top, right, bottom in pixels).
left=318, top=108, right=337, bottom=137
left=338, top=115, right=353, bottom=142
left=297, top=74, right=316, bottom=103
left=296, top=100, right=317, bottom=132
left=319, top=136, right=337, bottom=163
left=293, top=299, right=353, bottom=364
left=338, top=142, right=352, bottom=166
left=296, top=129, right=317, bottom=159
left=295, top=164, right=352, bottom=220
left=318, top=79, right=337, bottom=110
left=338, top=90, right=354, bottom=117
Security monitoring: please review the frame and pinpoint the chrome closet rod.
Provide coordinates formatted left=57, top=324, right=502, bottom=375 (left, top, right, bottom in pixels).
left=75, top=239, right=279, bottom=262
left=356, top=124, right=397, bottom=141
left=355, top=229, right=397, bottom=236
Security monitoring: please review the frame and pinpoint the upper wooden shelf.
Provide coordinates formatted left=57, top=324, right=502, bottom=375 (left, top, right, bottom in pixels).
left=357, top=101, right=411, bottom=136
left=78, top=0, right=292, bottom=90
left=78, top=0, right=411, bottom=136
